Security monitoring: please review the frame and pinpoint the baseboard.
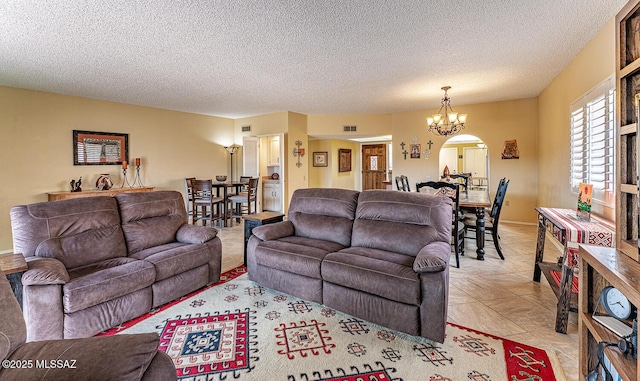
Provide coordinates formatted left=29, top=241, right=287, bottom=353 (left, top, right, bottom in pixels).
left=0, top=249, right=14, bottom=255
left=501, top=220, right=536, bottom=226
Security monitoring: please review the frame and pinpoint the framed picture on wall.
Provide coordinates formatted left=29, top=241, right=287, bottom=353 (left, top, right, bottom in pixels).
left=313, top=151, right=328, bottom=167
left=73, top=130, right=129, bottom=165
left=339, top=148, right=352, bottom=172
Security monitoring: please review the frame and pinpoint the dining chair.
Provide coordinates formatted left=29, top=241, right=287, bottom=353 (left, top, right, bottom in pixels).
left=463, top=178, right=509, bottom=259
left=228, top=177, right=259, bottom=225
left=416, top=181, right=464, bottom=268
left=191, top=179, right=225, bottom=228
left=395, top=176, right=404, bottom=191
left=441, top=173, right=470, bottom=190
left=184, top=177, right=196, bottom=223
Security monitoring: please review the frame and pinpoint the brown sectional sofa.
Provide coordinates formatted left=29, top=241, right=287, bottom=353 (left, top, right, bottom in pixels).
left=0, top=271, right=177, bottom=381
left=10, top=190, right=221, bottom=341
left=246, top=188, right=452, bottom=343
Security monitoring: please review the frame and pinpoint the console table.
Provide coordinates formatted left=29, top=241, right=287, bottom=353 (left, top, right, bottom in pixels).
left=47, top=187, right=154, bottom=201
left=0, top=253, right=27, bottom=308
left=532, top=207, right=615, bottom=333
left=243, top=211, right=285, bottom=264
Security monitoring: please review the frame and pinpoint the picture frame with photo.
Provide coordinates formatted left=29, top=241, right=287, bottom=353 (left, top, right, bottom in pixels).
left=313, top=151, right=328, bottom=167
left=73, top=130, right=129, bottom=165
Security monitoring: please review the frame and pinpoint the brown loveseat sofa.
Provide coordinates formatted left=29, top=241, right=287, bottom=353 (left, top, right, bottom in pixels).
left=246, top=188, right=452, bottom=343
left=10, top=190, right=222, bottom=341
left=0, top=271, right=177, bottom=381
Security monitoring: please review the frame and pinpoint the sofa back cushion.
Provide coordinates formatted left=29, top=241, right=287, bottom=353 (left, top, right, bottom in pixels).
left=351, top=190, right=452, bottom=256
left=288, top=188, right=359, bottom=247
left=10, top=197, right=127, bottom=269
left=116, top=191, right=187, bottom=254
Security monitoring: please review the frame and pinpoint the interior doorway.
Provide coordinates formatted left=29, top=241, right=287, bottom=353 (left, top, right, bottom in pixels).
left=439, top=134, right=489, bottom=189
left=362, top=144, right=387, bottom=190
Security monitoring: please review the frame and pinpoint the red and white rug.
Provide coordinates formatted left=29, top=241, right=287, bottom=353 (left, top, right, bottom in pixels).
left=99, top=266, right=566, bottom=380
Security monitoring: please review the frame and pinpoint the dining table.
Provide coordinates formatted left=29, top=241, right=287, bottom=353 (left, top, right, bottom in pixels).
left=459, top=189, right=492, bottom=260
left=210, top=181, right=246, bottom=227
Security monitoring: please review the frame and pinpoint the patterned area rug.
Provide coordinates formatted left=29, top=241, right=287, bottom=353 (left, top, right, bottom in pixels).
left=99, top=266, right=566, bottom=380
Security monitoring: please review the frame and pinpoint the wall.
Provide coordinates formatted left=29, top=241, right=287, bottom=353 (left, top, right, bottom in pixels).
left=0, top=86, right=234, bottom=251
left=286, top=112, right=309, bottom=211
left=392, top=97, right=539, bottom=223
left=308, top=139, right=359, bottom=190
left=307, top=113, right=392, bottom=137
left=537, top=18, right=616, bottom=222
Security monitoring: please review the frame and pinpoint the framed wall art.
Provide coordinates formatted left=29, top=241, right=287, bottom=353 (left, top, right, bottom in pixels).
left=338, top=148, right=352, bottom=172
left=313, top=151, right=328, bottom=167
left=501, top=139, right=520, bottom=159
left=73, top=130, right=129, bottom=165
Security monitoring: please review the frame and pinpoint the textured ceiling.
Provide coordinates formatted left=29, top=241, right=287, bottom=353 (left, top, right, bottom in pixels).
left=0, top=0, right=628, bottom=119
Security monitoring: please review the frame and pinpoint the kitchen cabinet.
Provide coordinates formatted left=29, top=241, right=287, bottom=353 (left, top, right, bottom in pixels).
left=268, top=137, right=280, bottom=166
left=263, top=182, right=282, bottom=212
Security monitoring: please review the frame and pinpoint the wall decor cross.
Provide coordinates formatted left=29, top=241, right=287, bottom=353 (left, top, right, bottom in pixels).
left=402, top=149, right=409, bottom=160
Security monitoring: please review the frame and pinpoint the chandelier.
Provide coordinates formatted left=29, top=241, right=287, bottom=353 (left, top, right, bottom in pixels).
left=426, top=86, right=468, bottom=136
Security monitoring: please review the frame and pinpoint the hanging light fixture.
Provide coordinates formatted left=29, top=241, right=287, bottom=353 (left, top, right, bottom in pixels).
left=426, top=86, right=468, bottom=137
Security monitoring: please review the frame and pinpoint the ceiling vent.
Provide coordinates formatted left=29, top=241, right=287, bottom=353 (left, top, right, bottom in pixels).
left=343, top=125, right=357, bottom=132
left=241, top=125, right=252, bottom=132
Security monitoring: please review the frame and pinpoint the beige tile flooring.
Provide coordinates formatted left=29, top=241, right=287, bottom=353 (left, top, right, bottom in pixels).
left=217, top=221, right=578, bottom=380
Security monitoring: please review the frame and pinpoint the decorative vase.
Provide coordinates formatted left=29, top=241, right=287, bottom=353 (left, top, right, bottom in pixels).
left=96, top=174, right=113, bottom=190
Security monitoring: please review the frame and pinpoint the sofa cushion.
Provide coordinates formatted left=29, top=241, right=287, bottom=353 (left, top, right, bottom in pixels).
left=10, top=197, right=127, bottom=269
left=322, top=247, right=420, bottom=305
left=351, top=190, right=452, bottom=256
left=254, top=237, right=344, bottom=279
left=116, top=191, right=188, bottom=254
left=64, top=258, right=155, bottom=313
left=130, top=242, right=216, bottom=281
left=288, top=188, right=359, bottom=247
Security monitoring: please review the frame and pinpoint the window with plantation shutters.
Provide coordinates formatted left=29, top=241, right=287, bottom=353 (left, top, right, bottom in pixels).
left=569, top=76, right=615, bottom=206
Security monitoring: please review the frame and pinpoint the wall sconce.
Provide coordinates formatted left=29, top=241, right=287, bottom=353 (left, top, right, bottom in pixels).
left=293, top=140, right=305, bottom=168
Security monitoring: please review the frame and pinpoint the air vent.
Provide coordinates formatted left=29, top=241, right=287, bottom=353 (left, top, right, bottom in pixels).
left=241, top=125, right=252, bottom=132
left=343, top=125, right=357, bottom=132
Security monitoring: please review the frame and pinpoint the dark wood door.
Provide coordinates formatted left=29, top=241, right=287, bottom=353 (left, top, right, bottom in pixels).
left=362, top=144, right=387, bottom=190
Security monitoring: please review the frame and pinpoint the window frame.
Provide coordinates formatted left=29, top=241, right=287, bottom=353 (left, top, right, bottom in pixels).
left=569, top=76, right=615, bottom=207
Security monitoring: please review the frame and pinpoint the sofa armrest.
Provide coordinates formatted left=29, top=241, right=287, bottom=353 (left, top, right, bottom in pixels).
left=22, top=257, right=69, bottom=286
left=413, top=242, right=450, bottom=273
left=176, top=224, right=218, bottom=244
left=0, top=333, right=169, bottom=381
left=252, top=221, right=295, bottom=241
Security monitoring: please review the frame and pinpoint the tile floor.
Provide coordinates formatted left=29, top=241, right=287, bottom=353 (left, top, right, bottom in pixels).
left=217, top=221, right=578, bottom=380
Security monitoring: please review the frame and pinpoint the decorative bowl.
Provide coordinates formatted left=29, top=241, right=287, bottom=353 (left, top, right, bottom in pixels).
left=215, top=175, right=227, bottom=182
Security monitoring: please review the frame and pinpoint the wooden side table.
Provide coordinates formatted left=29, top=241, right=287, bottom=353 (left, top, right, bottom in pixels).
left=0, top=253, right=28, bottom=308
left=243, top=211, right=285, bottom=264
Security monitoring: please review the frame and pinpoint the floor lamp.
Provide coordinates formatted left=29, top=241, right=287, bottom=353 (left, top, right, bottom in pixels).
left=225, top=145, right=239, bottom=181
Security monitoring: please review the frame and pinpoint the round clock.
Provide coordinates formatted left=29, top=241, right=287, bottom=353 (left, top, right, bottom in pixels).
left=601, top=286, right=634, bottom=320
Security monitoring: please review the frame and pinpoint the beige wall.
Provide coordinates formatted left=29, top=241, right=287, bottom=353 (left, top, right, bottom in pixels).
left=392, top=98, right=539, bottom=223
left=308, top=139, right=359, bottom=190
left=307, top=113, right=392, bottom=137
left=0, top=86, right=234, bottom=251
left=286, top=112, right=309, bottom=212
left=537, top=18, right=616, bottom=221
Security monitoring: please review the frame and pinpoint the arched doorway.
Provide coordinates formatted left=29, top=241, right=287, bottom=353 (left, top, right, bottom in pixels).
left=439, top=134, right=489, bottom=190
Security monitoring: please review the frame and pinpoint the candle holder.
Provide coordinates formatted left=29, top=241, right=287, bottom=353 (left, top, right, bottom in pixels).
left=120, top=168, right=134, bottom=188
left=133, top=164, right=145, bottom=187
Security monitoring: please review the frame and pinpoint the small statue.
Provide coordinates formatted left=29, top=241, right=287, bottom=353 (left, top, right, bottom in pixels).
left=70, top=176, right=82, bottom=192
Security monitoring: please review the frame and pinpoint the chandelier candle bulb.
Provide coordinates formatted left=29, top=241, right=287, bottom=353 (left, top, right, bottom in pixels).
left=122, top=160, right=127, bottom=169
left=135, top=158, right=140, bottom=166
